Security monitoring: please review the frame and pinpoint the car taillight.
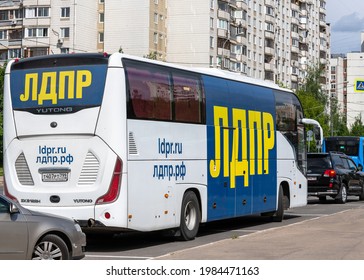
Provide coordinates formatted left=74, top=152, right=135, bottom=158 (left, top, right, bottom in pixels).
left=323, top=169, right=336, bottom=178
left=3, top=175, right=19, bottom=202
left=96, top=157, right=122, bottom=204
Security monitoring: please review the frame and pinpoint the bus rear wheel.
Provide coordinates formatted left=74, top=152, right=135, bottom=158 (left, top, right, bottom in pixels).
left=272, top=184, right=284, bottom=222
left=179, top=191, right=201, bottom=241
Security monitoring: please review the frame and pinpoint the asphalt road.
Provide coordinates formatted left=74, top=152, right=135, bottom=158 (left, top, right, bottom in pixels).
left=2, top=179, right=364, bottom=260
left=84, top=196, right=364, bottom=260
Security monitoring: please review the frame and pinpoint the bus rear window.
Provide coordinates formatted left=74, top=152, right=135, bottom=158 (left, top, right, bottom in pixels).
left=124, top=59, right=205, bottom=124
left=10, top=55, right=108, bottom=114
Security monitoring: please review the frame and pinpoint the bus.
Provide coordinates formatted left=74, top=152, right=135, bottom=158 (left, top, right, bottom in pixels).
left=3, top=53, right=308, bottom=240
left=323, top=136, right=364, bottom=169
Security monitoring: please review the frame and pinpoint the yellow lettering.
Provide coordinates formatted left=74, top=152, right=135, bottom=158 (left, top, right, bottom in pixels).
left=38, top=72, right=57, bottom=105
left=209, top=106, right=229, bottom=178
left=230, top=109, right=249, bottom=188
left=59, top=71, right=75, bottom=99
left=263, top=112, right=275, bottom=173
left=249, top=111, right=262, bottom=175
left=76, top=70, right=92, bottom=99
left=210, top=106, right=276, bottom=189
left=20, top=73, right=38, bottom=102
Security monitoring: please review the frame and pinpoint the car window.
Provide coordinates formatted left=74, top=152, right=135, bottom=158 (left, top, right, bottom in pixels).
left=332, top=154, right=345, bottom=168
left=307, top=156, right=330, bottom=173
left=0, top=197, right=9, bottom=213
left=341, top=157, right=350, bottom=169
left=347, top=158, right=357, bottom=170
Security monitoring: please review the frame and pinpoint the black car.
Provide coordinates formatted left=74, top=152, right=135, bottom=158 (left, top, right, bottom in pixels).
left=307, top=152, right=364, bottom=203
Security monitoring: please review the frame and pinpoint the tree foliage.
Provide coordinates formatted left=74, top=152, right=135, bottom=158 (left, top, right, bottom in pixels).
left=296, top=63, right=349, bottom=139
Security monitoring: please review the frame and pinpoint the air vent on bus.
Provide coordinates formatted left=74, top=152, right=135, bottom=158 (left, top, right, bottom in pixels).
left=15, top=153, right=34, bottom=185
left=78, top=152, right=100, bottom=185
left=129, top=132, right=138, bottom=155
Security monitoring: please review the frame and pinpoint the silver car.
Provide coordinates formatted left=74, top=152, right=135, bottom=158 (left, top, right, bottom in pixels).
left=0, top=194, right=86, bottom=260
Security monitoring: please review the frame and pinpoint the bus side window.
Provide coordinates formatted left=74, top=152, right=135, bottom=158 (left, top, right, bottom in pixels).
left=172, top=72, right=203, bottom=123
left=127, top=65, right=171, bottom=121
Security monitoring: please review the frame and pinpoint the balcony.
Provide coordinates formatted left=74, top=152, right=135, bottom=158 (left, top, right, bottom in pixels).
left=218, top=10, right=230, bottom=21
left=265, top=31, right=275, bottom=40
left=265, top=46, right=274, bottom=56
left=265, top=0, right=275, bottom=6
left=265, top=62, right=275, bottom=72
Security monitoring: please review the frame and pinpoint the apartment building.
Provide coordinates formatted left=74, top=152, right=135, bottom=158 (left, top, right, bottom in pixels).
left=0, top=0, right=99, bottom=60
left=329, top=55, right=346, bottom=117
left=167, top=0, right=330, bottom=90
left=329, top=32, right=364, bottom=128
left=0, top=0, right=330, bottom=92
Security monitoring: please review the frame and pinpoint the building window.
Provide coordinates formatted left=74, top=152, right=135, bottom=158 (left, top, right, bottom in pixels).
left=99, top=32, right=104, bottom=43
left=60, top=27, right=70, bottom=38
left=153, top=32, right=158, bottom=44
left=25, top=7, right=50, bottom=18
left=265, top=22, right=274, bottom=32
left=26, top=28, right=48, bottom=38
left=9, top=49, right=21, bottom=58
left=99, top=13, right=104, bottom=23
left=0, top=30, right=7, bottom=40
left=61, top=7, right=70, bottom=18
left=210, top=36, right=214, bottom=48
left=154, top=13, right=158, bottom=24
left=218, top=19, right=228, bottom=30
left=0, top=11, right=9, bottom=20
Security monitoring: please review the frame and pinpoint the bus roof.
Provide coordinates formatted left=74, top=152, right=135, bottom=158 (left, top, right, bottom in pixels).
left=8, top=52, right=292, bottom=94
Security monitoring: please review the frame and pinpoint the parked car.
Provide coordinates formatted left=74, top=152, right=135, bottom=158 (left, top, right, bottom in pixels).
left=307, top=152, right=364, bottom=203
left=0, top=194, right=86, bottom=260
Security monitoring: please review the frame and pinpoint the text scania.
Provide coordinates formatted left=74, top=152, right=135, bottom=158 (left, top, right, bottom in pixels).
left=209, top=106, right=275, bottom=188
left=36, top=145, right=74, bottom=165
left=19, top=70, right=92, bottom=105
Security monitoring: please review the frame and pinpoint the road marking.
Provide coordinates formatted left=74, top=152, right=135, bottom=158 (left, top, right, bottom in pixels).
left=85, top=254, right=151, bottom=260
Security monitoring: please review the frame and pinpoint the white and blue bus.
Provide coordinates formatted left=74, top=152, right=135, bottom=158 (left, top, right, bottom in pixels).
left=3, top=53, right=307, bottom=240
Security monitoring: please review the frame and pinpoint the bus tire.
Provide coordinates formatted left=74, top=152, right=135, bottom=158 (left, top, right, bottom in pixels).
left=272, top=184, right=284, bottom=222
left=179, top=191, right=201, bottom=241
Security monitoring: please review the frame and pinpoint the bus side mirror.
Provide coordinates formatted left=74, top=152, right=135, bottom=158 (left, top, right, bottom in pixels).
left=313, top=126, right=321, bottom=141
left=358, top=164, right=363, bottom=171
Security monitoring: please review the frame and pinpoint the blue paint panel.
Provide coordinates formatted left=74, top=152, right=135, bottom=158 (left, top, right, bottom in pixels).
left=10, top=64, right=107, bottom=110
left=204, top=75, right=277, bottom=221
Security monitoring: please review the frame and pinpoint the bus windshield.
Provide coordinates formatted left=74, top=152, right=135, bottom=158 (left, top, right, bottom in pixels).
left=325, top=139, right=359, bottom=156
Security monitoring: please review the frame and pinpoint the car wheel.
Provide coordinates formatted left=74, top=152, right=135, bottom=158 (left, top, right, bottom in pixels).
left=32, top=234, right=70, bottom=260
left=336, top=183, right=347, bottom=204
left=179, top=191, right=201, bottom=241
left=359, top=189, right=364, bottom=201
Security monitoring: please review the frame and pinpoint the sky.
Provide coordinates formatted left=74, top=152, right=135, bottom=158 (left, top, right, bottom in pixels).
left=326, top=0, right=364, bottom=54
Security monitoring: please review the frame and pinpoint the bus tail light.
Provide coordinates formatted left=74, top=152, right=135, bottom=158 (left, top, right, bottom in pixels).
left=96, top=158, right=122, bottom=204
left=3, top=175, right=19, bottom=202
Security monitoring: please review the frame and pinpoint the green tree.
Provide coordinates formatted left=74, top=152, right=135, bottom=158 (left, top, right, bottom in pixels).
left=296, top=63, right=348, bottom=138
left=350, top=115, right=364, bottom=136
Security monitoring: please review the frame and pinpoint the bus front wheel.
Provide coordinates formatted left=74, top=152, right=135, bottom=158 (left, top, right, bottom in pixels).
left=179, top=191, right=201, bottom=241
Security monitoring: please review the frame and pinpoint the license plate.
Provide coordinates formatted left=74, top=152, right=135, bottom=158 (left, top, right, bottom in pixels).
left=42, top=172, right=68, bottom=182
left=307, top=177, right=317, bottom=181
